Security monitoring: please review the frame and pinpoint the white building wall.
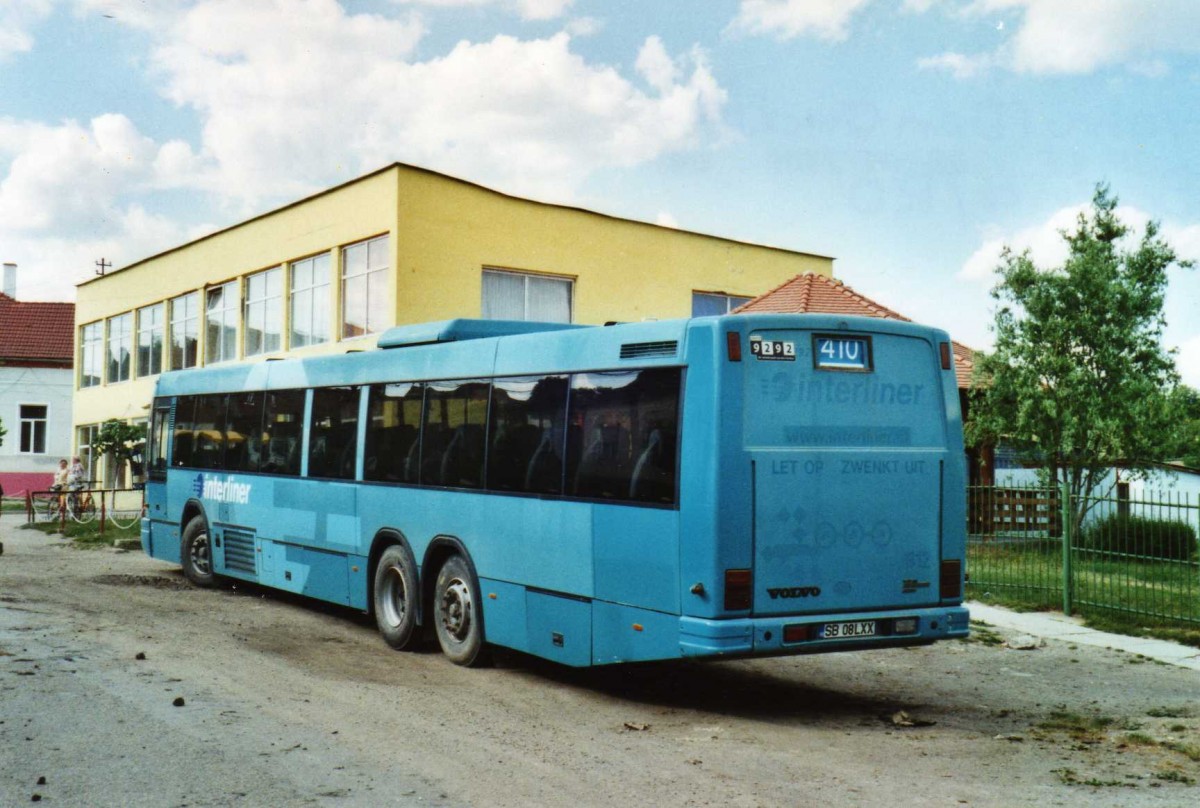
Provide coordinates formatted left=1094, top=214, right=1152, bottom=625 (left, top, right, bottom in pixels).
left=0, top=366, right=74, bottom=476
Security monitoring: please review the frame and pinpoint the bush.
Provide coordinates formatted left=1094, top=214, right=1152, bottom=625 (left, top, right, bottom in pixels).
left=1083, top=514, right=1198, bottom=562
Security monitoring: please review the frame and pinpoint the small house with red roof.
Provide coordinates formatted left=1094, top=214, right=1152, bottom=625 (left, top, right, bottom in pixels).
left=0, top=266, right=76, bottom=496
left=734, top=272, right=992, bottom=484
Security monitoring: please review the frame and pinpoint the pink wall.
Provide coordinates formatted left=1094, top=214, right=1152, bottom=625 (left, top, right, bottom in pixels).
left=0, top=472, right=54, bottom=497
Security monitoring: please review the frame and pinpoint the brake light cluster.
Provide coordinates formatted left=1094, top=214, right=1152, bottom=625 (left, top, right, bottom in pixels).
left=724, top=568, right=752, bottom=611
left=940, top=559, right=962, bottom=600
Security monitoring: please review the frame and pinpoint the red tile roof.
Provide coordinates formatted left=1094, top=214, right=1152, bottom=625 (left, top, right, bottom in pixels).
left=734, top=272, right=976, bottom=389
left=0, top=292, right=75, bottom=365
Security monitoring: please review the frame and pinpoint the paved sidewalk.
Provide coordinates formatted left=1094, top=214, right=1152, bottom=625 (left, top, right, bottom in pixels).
left=967, top=601, right=1200, bottom=672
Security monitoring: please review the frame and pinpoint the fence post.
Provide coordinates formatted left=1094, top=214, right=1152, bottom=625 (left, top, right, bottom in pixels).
left=1060, top=480, right=1073, bottom=616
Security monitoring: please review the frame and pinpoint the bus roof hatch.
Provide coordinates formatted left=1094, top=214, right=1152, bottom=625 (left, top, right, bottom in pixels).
left=376, top=318, right=585, bottom=349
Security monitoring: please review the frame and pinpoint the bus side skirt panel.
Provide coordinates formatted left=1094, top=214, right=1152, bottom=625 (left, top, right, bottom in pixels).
left=591, top=602, right=680, bottom=665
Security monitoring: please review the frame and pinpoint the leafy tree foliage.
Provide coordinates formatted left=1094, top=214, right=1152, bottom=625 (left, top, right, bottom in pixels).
left=967, top=184, right=1193, bottom=535
left=1165, top=385, right=1200, bottom=468
left=0, top=417, right=6, bottom=448
left=92, top=419, right=148, bottom=484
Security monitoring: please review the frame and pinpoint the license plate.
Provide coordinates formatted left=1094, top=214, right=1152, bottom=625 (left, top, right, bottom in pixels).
left=819, top=620, right=877, bottom=640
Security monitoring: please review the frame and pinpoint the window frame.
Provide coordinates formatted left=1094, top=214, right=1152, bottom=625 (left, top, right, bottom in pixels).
left=136, top=302, right=165, bottom=378
left=244, top=266, right=283, bottom=358
left=79, top=321, right=103, bottom=389
left=691, top=291, right=752, bottom=317
left=106, top=311, right=133, bottom=384
left=205, top=281, right=240, bottom=365
left=18, top=403, right=48, bottom=454
left=169, top=292, right=200, bottom=371
left=289, top=252, right=331, bottom=349
left=481, top=268, right=574, bottom=323
left=341, top=235, right=390, bottom=341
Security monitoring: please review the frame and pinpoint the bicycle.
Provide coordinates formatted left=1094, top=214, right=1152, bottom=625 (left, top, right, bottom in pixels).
left=66, top=485, right=98, bottom=523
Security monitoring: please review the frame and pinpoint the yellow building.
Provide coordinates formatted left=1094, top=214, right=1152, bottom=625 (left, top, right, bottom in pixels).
left=74, top=162, right=832, bottom=484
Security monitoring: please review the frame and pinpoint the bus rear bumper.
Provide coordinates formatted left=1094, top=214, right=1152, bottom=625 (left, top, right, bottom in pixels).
left=679, top=605, right=970, bottom=658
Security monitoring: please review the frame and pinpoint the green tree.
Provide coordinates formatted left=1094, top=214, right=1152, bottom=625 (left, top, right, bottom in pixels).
left=91, top=419, right=148, bottom=486
left=0, top=416, right=6, bottom=448
left=1165, top=385, right=1200, bottom=468
left=967, top=184, right=1193, bottom=536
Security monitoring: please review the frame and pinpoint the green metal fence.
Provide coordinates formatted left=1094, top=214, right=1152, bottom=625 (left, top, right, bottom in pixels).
left=967, top=484, right=1200, bottom=626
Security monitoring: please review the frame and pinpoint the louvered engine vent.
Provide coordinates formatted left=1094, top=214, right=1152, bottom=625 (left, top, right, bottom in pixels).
left=222, top=528, right=257, bottom=574
left=619, top=340, right=678, bottom=359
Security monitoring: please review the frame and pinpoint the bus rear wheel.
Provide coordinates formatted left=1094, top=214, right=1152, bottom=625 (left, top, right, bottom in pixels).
left=373, top=545, right=419, bottom=650
left=433, top=554, right=490, bottom=667
left=180, top=516, right=215, bottom=588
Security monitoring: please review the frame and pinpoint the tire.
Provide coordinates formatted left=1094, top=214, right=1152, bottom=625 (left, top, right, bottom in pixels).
left=373, top=544, right=420, bottom=650
left=180, top=516, right=216, bottom=588
left=433, top=554, right=490, bottom=667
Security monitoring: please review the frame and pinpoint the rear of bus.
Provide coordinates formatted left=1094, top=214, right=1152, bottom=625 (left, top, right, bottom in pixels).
left=678, top=313, right=968, bottom=657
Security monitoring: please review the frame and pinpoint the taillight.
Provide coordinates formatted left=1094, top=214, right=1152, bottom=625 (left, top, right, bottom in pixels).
left=726, top=331, right=742, bottom=362
left=724, top=568, right=752, bottom=610
left=940, top=559, right=962, bottom=600
left=783, top=624, right=810, bottom=643
left=940, top=341, right=952, bottom=370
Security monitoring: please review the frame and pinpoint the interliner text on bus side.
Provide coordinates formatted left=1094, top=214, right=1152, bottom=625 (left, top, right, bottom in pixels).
left=194, top=474, right=253, bottom=504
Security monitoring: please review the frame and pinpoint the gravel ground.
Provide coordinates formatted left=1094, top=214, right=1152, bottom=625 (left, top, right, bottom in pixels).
left=2, top=521, right=1198, bottom=807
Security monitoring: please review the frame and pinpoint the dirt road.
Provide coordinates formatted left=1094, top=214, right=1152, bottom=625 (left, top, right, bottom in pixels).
left=2, top=523, right=1198, bottom=807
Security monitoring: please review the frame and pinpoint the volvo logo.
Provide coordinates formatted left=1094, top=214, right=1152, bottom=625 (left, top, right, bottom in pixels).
left=767, top=586, right=821, bottom=599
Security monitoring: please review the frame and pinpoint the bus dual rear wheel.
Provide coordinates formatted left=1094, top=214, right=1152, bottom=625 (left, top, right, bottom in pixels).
left=433, top=554, right=490, bottom=667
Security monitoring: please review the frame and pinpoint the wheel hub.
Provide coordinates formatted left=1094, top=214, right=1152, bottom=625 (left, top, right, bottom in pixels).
left=440, top=579, right=472, bottom=641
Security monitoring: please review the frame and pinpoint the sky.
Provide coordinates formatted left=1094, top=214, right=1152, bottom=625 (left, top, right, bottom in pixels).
left=1, top=0, right=1198, bottom=385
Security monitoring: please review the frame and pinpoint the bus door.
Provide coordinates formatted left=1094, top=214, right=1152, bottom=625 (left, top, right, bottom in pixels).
left=744, top=328, right=949, bottom=616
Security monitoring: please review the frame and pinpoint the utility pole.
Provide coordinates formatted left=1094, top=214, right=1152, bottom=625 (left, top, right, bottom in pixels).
left=95, top=258, right=111, bottom=276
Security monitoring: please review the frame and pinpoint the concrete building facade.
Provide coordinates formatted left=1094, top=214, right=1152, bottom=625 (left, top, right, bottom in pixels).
left=73, top=163, right=833, bottom=482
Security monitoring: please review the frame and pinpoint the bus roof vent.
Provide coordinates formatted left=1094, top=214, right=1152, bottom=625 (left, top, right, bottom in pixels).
left=378, top=318, right=584, bottom=349
left=620, top=340, right=678, bottom=360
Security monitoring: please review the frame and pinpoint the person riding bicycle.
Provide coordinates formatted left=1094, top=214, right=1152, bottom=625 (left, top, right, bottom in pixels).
left=67, top=456, right=87, bottom=491
left=51, top=459, right=69, bottom=491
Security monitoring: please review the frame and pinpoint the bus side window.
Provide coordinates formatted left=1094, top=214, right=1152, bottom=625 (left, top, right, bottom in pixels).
left=263, top=389, right=304, bottom=476
left=225, top=392, right=263, bottom=473
left=172, top=396, right=196, bottom=467
left=364, top=382, right=422, bottom=483
left=567, top=368, right=680, bottom=505
left=422, top=379, right=488, bottom=489
left=191, top=394, right=228, bottom=470
left=488, top=375, right=568, bottom=494
left=309, top=386, right=360, bottom=480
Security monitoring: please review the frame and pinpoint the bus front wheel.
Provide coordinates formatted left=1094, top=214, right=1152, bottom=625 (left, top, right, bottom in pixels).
left=433, top=554, right=490, bottom=667
left=180, top=516, right=215, bottom=588
left=373, top=545, right=419, bottom=650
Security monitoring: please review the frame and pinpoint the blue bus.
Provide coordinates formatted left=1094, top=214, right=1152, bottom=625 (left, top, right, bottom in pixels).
left=142, top=314, right=968, bottom=667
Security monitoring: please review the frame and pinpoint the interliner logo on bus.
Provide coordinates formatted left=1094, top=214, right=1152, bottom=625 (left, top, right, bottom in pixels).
left=193, top=474, right=252, bottom=504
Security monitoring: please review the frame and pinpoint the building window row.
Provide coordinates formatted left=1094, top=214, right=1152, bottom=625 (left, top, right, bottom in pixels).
left=79, top=235, right=386, bottom=388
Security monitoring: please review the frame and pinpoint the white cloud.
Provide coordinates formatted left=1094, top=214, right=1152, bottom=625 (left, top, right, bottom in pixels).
left=919, top=0, right=1200, bottom=77
left=141, top=1, right=726, bottom=203
left=0, top=113, right=210, bottom=300
left=917, top=50, right=993, bottom=79
left=389, top=0, right=573, bottom=21
left=0, top=114, right=187, bottom=233
left=727, top=0, right=874, bottom=43
left=655, top=211, right=679, bottom=228
left=0, top=0, right=53, bottom=60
